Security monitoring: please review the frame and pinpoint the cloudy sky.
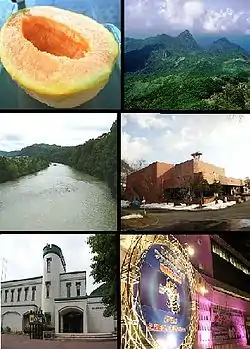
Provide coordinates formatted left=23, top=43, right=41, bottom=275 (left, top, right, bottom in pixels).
left=125, top=0, right=250, bottom=37
left=122, top=113, right=249, bottom=179
left=0, top=113, right=117, bottom=152
left=0, top=234, right=100, bottom=294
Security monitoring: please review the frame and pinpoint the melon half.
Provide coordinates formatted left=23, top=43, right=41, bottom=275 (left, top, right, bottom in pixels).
left=0, top=6, right=119, bottom=108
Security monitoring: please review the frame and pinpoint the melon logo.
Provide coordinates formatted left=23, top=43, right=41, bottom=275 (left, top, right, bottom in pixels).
left=136, top=243, right=192, bottom=349
left=159, top=279, right=181, bottom=314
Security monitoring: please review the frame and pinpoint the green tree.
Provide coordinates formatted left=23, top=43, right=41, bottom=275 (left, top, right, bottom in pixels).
left=190, top=174, right=210, bottom=201
left=210, top=180, right=223, bottom=195
left=87, top=234, right=117, bottom=317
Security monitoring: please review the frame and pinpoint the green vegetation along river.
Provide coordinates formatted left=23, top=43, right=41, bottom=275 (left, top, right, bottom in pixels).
left=0, top=163, right=117, bottom=231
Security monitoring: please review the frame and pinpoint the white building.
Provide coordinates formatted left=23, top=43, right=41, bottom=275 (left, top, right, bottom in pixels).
left=1, top=244, right=115, bottom=334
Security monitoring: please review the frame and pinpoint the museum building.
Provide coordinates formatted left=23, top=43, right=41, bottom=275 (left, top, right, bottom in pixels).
left=1, top=244, right=115, bottom=334
left=120, top=234, right=250, bottom=349
left=125, top=153, right=245, bottom=203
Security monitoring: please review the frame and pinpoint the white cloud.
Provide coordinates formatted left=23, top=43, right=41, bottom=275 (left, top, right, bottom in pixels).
left=122, top=113, right=173, bottom=130
left=121, top=132, right=152, bottom=162
left=122, top=114, right=250, bottom=179
left=0, top=113, right=116, bottom=151
left=0, top=234, right=99, bottom=294
left=125, top=0, right=250, bottom=36
left=160, top=0, right=205, bottom=28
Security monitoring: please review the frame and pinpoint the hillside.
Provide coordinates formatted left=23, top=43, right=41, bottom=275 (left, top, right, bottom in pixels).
left=0, top=150, right=20, bottom=157
left=1, top=121, right=117, bottom=197
left=124, top=31, right=250, bottom=110
left=0, top=156, right=50, bottom=183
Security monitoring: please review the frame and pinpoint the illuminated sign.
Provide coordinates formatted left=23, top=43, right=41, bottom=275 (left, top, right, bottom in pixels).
left=121, top=235, right=197, bottom=349
left=134, top=243, right=192, bottom=349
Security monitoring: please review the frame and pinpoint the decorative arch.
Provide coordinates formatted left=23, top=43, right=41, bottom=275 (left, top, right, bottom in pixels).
left=58, top=306, right=84, bottom=333
left=2, top=310, right=21, bottom=318
left=58, top=305, right=84, bottom=315
left=2, top=311, right=22, bottom=332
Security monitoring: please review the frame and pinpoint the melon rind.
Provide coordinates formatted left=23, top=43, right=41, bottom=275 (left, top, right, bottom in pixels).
left=0, top=7, right=119, bottom=108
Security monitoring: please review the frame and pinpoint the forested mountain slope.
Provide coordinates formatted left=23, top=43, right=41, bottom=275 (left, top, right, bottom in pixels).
left=124, top=30, right=250, bottom=110
left=0, top=156, right=50, bottom=183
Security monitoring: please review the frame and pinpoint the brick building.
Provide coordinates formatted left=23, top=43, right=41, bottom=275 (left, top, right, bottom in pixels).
left=125, top=153, right=244, bottom=203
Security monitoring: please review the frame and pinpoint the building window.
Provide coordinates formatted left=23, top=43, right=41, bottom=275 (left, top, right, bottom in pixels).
left=47, top=258, right=52, bottom=273
left=76, top=282, right=81, bottom=296
left=17, top=288, right=21, bottom=302
left=66, top=282, right=71, bottom=298
left=4, top=290, right=8, bottom=303
left=32, top=286, right=36, bottom=301
left=45, top=282, right=51, bottom=298
left=24, top=287, right=29, bottom=301
left=11, top=289, right=14, bottom=302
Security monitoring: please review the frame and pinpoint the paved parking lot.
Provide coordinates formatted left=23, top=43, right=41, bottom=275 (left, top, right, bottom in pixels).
left=1, top=335, right=117, bottom=349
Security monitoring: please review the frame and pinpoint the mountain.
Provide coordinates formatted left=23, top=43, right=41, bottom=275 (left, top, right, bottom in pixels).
left=124, top=30, right=250, bottom=110
left=177, top=30, right=201, bottom=50
left=125, top=30, right=204, bottom=73
left=125, top=31, right=202, bottom=54
left=124, top=43, right=164, bottom=72
left=19, top=143, right=63, bottom=159
left=0, top=150, right=20, bottom=157
left=209, top=37, right=248, bottom=55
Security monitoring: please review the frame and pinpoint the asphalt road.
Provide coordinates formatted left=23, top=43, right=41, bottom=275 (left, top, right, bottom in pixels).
left=123, top=200, right=250, bottom=231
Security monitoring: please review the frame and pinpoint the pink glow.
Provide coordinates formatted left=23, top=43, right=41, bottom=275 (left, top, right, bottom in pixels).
left=197, top=293, right=247, bottom=348
left=174, top=234, right=249, bottom=348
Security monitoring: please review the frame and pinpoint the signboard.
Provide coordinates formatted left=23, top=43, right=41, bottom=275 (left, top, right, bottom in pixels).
left=245, top=316, right=250, bottom=345
left=211, top=305, right=245, bottom=345
left=135, top=243, right=193, bottom=349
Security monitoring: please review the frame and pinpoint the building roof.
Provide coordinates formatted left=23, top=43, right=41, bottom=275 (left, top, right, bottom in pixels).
left=89, top=283, right=107, bottom=297
left=1, top=275, right=42, bottom=284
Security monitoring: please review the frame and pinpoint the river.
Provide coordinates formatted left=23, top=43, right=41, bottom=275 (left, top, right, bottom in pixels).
left=0, top=163, right=117, bottom=231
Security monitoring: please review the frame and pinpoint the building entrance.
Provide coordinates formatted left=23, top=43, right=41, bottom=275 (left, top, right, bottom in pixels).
left=62, top=311, right=83, bottom=333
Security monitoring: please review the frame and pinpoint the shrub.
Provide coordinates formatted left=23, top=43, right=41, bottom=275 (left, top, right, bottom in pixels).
left=43, top=325, right=55, bottom=332
left=2, top=326, right=11, bottom=333
left=23, top=325, right=30, bottom=334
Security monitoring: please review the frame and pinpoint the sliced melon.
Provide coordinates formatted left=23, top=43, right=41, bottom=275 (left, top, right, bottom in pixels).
left=0, top=6, right=119, bottom=108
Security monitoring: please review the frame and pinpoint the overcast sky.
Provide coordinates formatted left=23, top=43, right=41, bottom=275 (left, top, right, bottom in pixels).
left=0, top=113, right=117, bottom=152
left=121, top=113, right=249, bottom=179
left=0, top=234, right=100, bottom=294
left=125, top=0, right=250, bottom=37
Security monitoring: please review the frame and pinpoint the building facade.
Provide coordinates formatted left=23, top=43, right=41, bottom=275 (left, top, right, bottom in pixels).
left=120, top=234, right=250, bottom=349
left=125, top=155, right=244, bottom=203
left=1, top=244, right=114, bottom=334
left=176, top=234, right=250, bottom=349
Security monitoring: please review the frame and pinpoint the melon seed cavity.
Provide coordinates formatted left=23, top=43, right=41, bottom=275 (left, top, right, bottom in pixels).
left=22, top=14, right=89, bottom=59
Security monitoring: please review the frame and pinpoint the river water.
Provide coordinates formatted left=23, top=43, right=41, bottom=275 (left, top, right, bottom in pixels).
left=0, top=164, right=117, bottom=231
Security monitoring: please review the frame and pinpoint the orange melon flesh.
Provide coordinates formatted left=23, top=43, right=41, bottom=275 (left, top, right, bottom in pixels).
left=0, top=7, right=119, bottom=108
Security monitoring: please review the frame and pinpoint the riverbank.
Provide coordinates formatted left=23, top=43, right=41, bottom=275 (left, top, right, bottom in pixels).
left=0, top=156, right=50, bottom=184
